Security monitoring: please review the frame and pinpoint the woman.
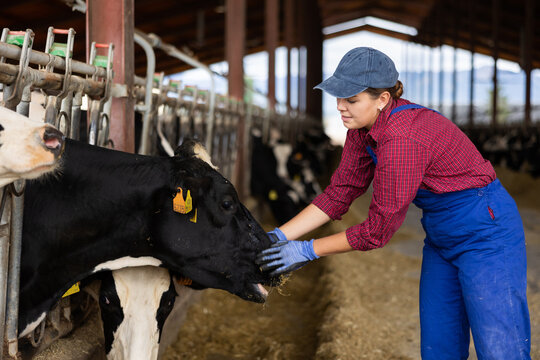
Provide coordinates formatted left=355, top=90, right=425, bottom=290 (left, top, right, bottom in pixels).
left=257, top=47, right=530, bottom=359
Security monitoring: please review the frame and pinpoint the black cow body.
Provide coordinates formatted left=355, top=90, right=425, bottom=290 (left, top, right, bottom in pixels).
left=20, top=139, right=276, bottom=336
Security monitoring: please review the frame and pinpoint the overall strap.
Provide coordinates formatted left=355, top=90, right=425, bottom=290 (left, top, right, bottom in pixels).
left=366, top=145, right=377, bottom=165
left=389, top=104, right=442, bottom=117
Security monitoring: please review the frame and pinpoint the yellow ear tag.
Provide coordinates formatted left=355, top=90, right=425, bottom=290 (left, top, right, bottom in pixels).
left=173, top=188, right=188, bottom=213
left=190, top=208, right=197, bottom=223
left=62, top=281, right=80, bottom=298
left=185, top=190, right=193, bottom=213
left=268, top=189, right=278, bottom=201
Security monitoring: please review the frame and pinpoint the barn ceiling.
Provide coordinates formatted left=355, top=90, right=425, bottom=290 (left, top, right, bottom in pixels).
left=0, top=0, right=538, bottom=76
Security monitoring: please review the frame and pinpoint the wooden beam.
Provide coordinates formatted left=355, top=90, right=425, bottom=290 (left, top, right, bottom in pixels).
left=324, top=24, right=412, bottom=42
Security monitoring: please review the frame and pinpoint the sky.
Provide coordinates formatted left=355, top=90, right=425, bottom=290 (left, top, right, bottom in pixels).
left=168, top=21, right=537, bottom=145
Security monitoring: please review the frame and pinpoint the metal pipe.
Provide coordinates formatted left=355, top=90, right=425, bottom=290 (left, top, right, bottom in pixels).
left=0, top=62, right=106, bottom=98
left=0, top=41, right=106, bottom=78
left=6, top=182, right=23, bottom=358
left=0, top=83, right=16, bottom=360
left=134, top=32, right=156, bottom=155
left=143, top=30, right=216, bottom=153
left=6, top=94, right=30, bottom=358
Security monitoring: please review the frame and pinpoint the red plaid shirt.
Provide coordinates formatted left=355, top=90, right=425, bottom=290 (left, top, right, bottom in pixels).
left=312, top=98, right=496, bottom=251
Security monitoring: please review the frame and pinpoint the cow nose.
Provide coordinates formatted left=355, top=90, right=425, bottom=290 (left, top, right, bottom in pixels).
left=42, top=127, right=65, bottom=157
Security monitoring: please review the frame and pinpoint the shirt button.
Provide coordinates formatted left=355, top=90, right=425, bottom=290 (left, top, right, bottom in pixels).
left=477, top=190, right=484, bottom=196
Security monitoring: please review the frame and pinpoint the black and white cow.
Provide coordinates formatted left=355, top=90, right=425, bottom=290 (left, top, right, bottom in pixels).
left=0, top=106, right=64, bottom=186
left=19, top=138, right=277, bottom=338
left=97, top=143, right=220, bottom=360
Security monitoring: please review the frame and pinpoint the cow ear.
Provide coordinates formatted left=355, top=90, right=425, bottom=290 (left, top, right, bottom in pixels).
left=174, top=138, right=197, bottom=158
left=175, top=139, right=217, bottom=170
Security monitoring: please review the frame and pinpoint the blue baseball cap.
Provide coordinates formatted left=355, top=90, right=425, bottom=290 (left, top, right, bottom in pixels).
left=314, top=47, right=399, bottom=98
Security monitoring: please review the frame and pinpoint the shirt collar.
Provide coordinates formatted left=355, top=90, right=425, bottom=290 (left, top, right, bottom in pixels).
left=364, top=98, right=404, bottom=144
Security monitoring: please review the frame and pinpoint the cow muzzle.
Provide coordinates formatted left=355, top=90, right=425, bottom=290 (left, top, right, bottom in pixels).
left=241, top=283, right=269, bottom=303
left=41, top=126, right=65, bottom=158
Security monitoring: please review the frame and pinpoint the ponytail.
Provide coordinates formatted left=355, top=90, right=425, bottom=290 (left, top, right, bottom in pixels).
left=365, top=80, right=404, bottom=100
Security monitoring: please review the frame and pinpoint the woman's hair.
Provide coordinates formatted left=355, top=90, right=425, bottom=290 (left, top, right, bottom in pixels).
left=365, top=80, right=403, bottom=100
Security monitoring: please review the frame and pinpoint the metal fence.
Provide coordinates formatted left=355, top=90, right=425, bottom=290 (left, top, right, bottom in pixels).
left=0, top=26, right=307, bottom=359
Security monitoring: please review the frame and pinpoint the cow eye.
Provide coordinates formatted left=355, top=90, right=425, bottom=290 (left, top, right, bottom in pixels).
left=220, top=196, right=235, bottom=211
left=0, top=124, right=3, bottom=132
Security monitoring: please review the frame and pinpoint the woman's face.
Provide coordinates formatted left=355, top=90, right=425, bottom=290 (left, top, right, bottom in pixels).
left=336, top=91, right=386, bottom=130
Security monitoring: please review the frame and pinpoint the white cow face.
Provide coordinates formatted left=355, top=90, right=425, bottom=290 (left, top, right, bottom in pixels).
left=0, top=107, right=64, bottom=187
left=101, top=266, right=176, bottom=360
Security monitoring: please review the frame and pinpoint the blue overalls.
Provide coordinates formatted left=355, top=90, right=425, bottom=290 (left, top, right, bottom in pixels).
left=370, top=104, right=531, bottom=359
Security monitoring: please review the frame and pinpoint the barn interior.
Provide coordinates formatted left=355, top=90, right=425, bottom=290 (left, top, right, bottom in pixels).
left=0, top=0, right=539, bottom=359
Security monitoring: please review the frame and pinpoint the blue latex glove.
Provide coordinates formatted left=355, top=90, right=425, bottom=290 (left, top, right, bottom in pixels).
left=267, top=227, right=287, bottom=244
left=256, top=239, right=319, bottom=276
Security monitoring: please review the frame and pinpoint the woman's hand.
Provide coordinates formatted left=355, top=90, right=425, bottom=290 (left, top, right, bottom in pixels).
left=267, top=227, right=287, bottom=243
left=256, top=239, right=319, bottom=276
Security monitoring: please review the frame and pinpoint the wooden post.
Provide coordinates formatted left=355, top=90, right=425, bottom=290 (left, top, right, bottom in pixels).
left=226, top=0, right=245, bottom=102
left=469, top=0, right=476, bottom=127
left=428, top=47, right=434, bottom=108
left=226, top=0, right=246, bottom=198
left=302, top=0, right=323, bottom=121
left=296, top=0, right=306, bottom=113
left=491, top=0, right=499, bottom=128
left=285, top=0, right=295, bottom=110
left=438, top=3, right=444, bottom=112
left=523, top=0, right=534, bottom=127
left=86, top=0, right=135, bottom=152
left=451, top=3, right=458, bottom=123
left=265, top=0, right=278, bottom=109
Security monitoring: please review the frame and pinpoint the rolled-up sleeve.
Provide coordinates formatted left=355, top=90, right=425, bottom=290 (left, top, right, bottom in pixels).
left=312, top=130, right=375, bottom=220
left=346, top=136, right=430, bottom=250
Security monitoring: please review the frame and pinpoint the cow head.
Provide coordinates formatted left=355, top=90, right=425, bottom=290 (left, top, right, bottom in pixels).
left=0, top=107, right=64, bottom=187
left=99, top=267, right=176, bottom=360
left=153, top=139, right=279, bottom=303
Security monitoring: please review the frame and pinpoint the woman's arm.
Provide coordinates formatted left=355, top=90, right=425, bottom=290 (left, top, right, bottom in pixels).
left=279, top=204, right=331, bottom=240
left=312, top=231, right=352, bottom=256
left=279, top=205, right=353, bottom=256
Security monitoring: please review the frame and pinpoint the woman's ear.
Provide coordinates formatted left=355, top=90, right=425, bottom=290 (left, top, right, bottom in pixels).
left=379, top=91, right=391, bottom=110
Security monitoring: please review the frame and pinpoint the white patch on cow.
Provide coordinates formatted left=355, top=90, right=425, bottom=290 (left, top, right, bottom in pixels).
left=303, top=167, right=322, bottom=194
left=93, top=257, right=162, bottom=273
left=107, top=266, right=170, bottom=360
left=0, top=107, right=61, bottom=187
left=192, top=143, right=217, bottom=169
left=19, top=312, right=46, bottom=338
left=286, top=189, right=300, bottom=204
left=272, top=143, right=292, bottom=180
